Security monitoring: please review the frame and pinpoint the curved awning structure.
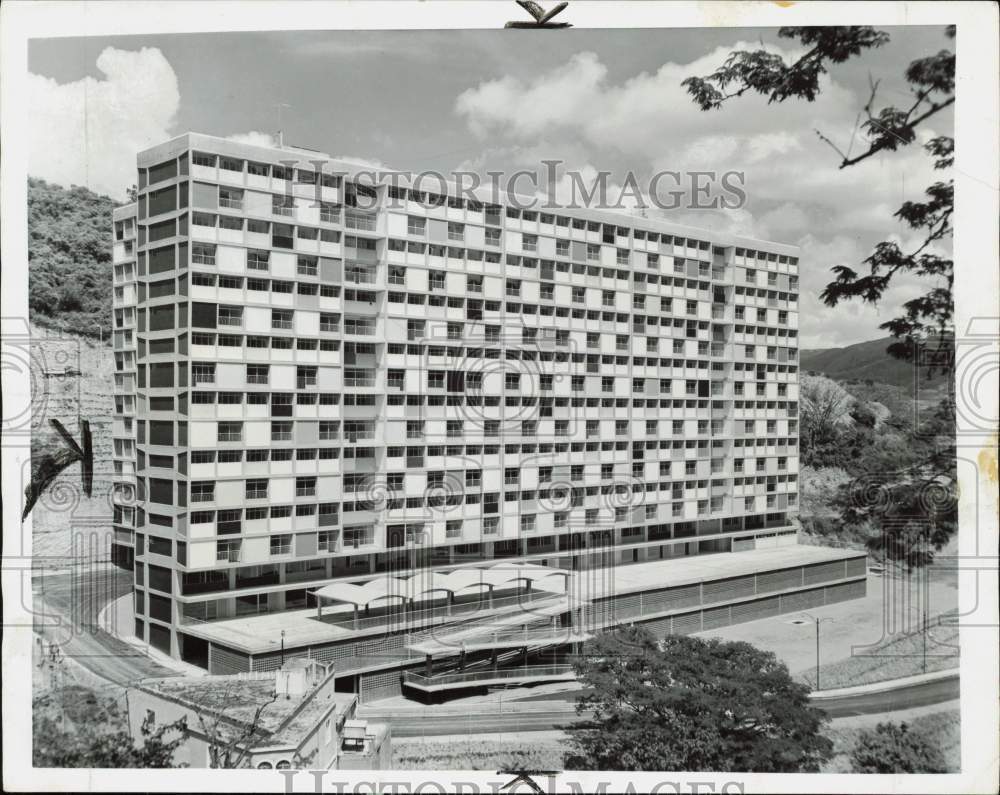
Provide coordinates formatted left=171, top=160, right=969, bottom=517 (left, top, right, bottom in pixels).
left=311, top=562, right=570, bottom=607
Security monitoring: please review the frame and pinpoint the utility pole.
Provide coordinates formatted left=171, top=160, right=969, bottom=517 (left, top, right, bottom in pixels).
left=922, top=602, right=927, bottom=674
left=280, top=629, right=286, bottom=666
left=275, top=103, right=291, bottom=147
left=814, top=617, right=820, bottom=691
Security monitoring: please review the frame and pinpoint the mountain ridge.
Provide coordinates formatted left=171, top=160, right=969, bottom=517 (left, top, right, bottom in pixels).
left=800, top=336, right=949, bottom=390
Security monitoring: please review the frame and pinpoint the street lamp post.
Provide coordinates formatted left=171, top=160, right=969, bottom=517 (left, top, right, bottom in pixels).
left=280, top=629, right=286, bottom=667
left=800, top=612, right=834, bottom=691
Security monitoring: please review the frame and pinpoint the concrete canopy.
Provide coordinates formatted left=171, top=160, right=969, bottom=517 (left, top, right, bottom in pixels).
left=310, top=562, right=568, bottom=607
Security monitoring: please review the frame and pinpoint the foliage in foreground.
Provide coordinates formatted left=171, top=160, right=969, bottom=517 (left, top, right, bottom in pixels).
left=33, top=687, right=186, bottom=768
left=564, top=626, right=833, bottom=772
left=686, top=26, right=957, bottom=568
left=850, top=721, right=949, bottom=773
left=798, top=373, right=957, bottom=568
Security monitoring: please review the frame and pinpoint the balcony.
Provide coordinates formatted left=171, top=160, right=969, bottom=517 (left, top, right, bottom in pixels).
left=216, top=548, right=242, bottom=564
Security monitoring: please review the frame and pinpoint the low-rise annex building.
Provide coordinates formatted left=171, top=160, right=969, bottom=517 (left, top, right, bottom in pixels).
left=126, top=659, right=390, bottom=769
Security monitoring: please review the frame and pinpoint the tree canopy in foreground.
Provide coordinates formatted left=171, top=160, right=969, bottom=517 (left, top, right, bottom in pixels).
left=564, top=626, right=833, bottom=772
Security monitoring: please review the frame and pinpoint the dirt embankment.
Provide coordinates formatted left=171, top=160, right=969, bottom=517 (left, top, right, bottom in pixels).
left=27, top=324, right=116, bottom=564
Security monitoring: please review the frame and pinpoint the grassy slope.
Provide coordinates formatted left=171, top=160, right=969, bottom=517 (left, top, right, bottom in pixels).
left=393, top=738, right=566, bottom=770
left=801, top=615, right=959, bottom=690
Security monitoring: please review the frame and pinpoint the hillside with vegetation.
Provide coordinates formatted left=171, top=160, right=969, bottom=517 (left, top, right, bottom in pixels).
left=797, top=371, right=957, bottom=566
left=801, top=337, right=950, bottom=395
left=28, top=178, right=119, bottom=340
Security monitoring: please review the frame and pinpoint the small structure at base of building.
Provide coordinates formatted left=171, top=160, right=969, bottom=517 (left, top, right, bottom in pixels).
left=127, top=659, right=390, bottom=769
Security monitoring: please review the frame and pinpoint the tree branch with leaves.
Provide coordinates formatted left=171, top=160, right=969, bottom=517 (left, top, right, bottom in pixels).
left=684, top=25, right=956, bottom=371
left=684, top=25, right=958, bottom=568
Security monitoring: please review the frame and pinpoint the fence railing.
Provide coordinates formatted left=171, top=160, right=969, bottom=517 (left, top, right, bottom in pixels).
left=321, top=590, right=564, bottom=632
left=403, top=664, right=575, bottom=687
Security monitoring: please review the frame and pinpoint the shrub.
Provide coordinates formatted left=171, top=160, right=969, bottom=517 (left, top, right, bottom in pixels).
left=850, top=721, right=948, bottom=773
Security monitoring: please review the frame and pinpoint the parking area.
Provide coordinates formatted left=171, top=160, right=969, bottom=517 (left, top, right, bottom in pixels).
left=697, top=567, right=959, bottom=676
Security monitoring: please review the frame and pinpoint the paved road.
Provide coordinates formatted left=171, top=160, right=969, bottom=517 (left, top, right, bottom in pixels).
left=364, top=672, right=961, bottom=736
left=32, top=564, right=179, bottom=686
left=813, top=673, right=960, bottom=718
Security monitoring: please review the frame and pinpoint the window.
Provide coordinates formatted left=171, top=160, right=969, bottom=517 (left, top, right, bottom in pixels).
left=218, top=306, right=243, bottom=327
left=297, top=256, right=318, bottom=276
left=192, top=363, right=215, bottom=385
left=246, top=479, right=268, bottom=499
left=190, top=482, right=215, bottom=502
left=271, top=421, right=293, bottom=441
left=272, top=310, right=293, bottom=330
left=407, top=216, right=425, bottom=236
left=246, top=365, right=268, bottom=385
left=217, top=422, right=242, bottom=442
left=270, top=535, right=292, bottom=556
left=192, top=243, right=216, bottom=266
left=214, top=538, right=243, bottom=564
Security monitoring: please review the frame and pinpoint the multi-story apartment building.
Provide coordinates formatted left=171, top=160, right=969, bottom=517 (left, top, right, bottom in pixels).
left=112, top=133, right=865, bottom=699
left=112, top=204, right=138, bottom=568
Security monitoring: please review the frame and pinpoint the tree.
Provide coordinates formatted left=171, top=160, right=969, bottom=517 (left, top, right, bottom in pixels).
left=194, top=684, right=279, bottom=768
left=834, top=395, right=957, bottom=568
left=850, top=721, right=948, bottom=773
left=34, top=704, right=187, bottom=768
left=800, top=377, right=852, bottom=467
left=684, top=27, right=957, bottom=565
left=563, top=626, right=833, bottom=772
left=683, top=26, right=955, bottom=371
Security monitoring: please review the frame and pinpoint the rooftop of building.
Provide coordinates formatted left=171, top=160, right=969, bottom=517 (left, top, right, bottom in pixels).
left=112, top=202, right=137, bottom=221
left=136, top=668, right=356, bottom=747
left=180, top=544, right=864, bottom=656
left=135, top=131, right=800, bottom=257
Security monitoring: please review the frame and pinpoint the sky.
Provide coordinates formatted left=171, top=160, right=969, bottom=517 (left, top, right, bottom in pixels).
left=27, top=25, right=954, bottom=349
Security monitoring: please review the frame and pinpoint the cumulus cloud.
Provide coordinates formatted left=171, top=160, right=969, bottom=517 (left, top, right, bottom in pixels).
left=332, top=154, right=392, bottom=170
left=28, top=47, right=179, bottom=200
left=226, top=131, right=279, bottom=148
left=452, top=44, right=952, bottom=347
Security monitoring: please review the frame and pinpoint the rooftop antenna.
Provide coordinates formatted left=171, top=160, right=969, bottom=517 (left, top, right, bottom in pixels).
left=275, top=102, right=292, bottom=147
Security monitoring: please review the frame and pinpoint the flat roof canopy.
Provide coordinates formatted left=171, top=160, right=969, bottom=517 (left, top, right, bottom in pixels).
left=311, top=562, right=569, bottom=608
